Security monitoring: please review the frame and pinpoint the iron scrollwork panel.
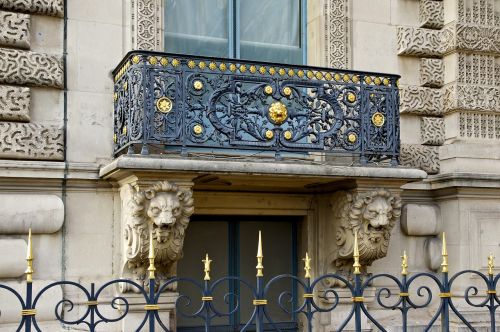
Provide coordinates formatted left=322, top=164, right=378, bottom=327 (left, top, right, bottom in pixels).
left=113, top=52, right=400, bottom=164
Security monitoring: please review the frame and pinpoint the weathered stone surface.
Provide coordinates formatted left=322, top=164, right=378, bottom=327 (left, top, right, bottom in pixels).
left=397, top=26, right=444, bottom=57
left=0, top=85, right=30, bottom=121
left=421, top=117, right=445, bottom=145
left=0, top=194, right=64, bottom=233
left=419, top=0, right=444, bottom=29
left=420, top=58, right=443, bottom=88
left=444, top=83, right=500, bottom=113
left=0, top=123, right=63, bottom=160
left=0, top=48, right=63, bottom=88
left=0, top=0, right=63, bottom=18
left=400, top=144, right=439, bottom=174
left=401, top=204, right=441, bottom=236
left=400, top=86, right=443, bottom=115
left=0, top=239, right=26, bottom=277
left=0, top=11, right=30, bottom=49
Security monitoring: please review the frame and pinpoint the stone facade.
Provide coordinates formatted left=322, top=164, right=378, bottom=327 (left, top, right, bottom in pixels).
left=0, top=0, right=499, bottom=331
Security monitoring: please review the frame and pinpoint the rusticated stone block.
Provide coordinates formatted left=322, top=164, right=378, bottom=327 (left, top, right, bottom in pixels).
left=0, top=48, right=63, bottom=88
left=421, top=117, right=445, bottom=145
left=0, top=0, right=63, bottom=18
left=419, top=0, right=444, bottom=29
left=0, top=122, right=63, bottom=160
left=397, top=26, right=444, bottom=57
left=400, top=144, right=439, bottom=174
left=420, top=58, right=444, bottom=88
left=0, top=85, right=30, bottom=121
left=0, top=11, right=30, bottom=49
left=400, top=86, right=443, bottom=115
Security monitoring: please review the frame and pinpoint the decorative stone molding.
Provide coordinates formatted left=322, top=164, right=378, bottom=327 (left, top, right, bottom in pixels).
left=0, top=48, right=63, bottom=88
left=0, top=11, right=30, bottom=49
left=459, top=112, right=500, bottom=140
left=400, top=144, right=439, bottom=174
left=131, top=0, right=163, bottom=51
left=324, top=0, right=350, bottom=69
left=0, top=85, right=30, bottom=122
left=444, top=84, right=500, bottom=113
left=400, top=86, right=443, bottom=115
left=0, top=0, right=63, bottom=18
left=421, top=117, right=445, bottom=145
left=419, top=0, right=444, bottom=30
left=120, top=180, right=194, bottom=291
left=329, top=189, right=401, bottom=276
left=397, top=26, right=444, bottom=57
left=455, top=23, right=500, bottom=54
left=457, top=0, right=499, bottom=26
left=420, top=58, right=444, bottom=88
left=0, top=123, right=63, bottom=160
left=457, top=53, right=496, bottom=86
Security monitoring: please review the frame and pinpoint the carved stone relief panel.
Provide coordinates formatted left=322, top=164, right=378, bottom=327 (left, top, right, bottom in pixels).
left=444, top=84, right=500, bottom=113
left=421, top=117, right=445, bottom=145
left=457, top=0, right=499, bottom=26
left=0, top=0, right=63, bottom=18
left=419, top=0, right=444, bottom=30
left=400, top=86, right=443, bottom=115
left=457, top=53, right=496, bottom=86
left=120, top=180, right=194, bottom=291
left=0, top=123, right=63, bottom=160
left=459, top=112, right=500, bottom=140
left=0, top=85, right=30, bottom=122
left=400, top=144, right=440, bottom=174
left=326, top=189, right=402, bottom=278
left=0, top=11, right=30, bottom=49
left=0, top=48, right=63, bottom=88
left=131, top=0, right=163, bottom=51
left=455, top=24, right=500, bottom=54
left=420, top=58, right=444, bottom=88
left=324, top=0, right=350, bottom=69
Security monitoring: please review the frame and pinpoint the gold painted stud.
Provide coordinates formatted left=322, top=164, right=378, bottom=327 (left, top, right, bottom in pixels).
left=279, top=68, right=286, bottom=76
left=264, top=85, right=273, bottom=95
left=193, top=124, right=203, bottom=135
left=265, top=130, right=274, bottom=140
left=250, top=65, right=257, bottom=73
left=365, top=76, right=372, bottom=84
left=307, top=71, right=314, bottom=79
left=343, top=74, right=350, bottom=82
left=352, top=75, right=360, bottom=83
left=156, top=97, right=173, bottom=113
left=219, top=63, right=227, bottom=71
left=132, top=55, right=140, bottom=64
left=284, top=130, right=292, bottom=140
left=316, top=72, right=324, bottom=80
left=149, top=57, right=158, bottom=65
left=371, top=112, right=385, bottom=127
left=347, top=133, right=357, bottom=143
left=374, top=77, right=382, bottom=85
left=259, top=66, right=267, bottom=74
left=198, top=61, right=206, bottom=70
left=283, top=87, right=292, bottom=97
left=297, top=70, right=304, bottom=78
left=334, top=73, right=341, bottom=81
left=209, top=62, right=217, bottom=70
left=347, top=92, right=356, bottom=103
left=383, top=78, right=390, bottom=86
left=288, top=69, right=295, bottom=77
left=325, top=73, right=333, bottom=81
left=160, top=57, right=169, bottom=66
left=187, top=60, right=196, bottom=69
left=229, top=64, right=237, bottom=72
left=172, top=59, right=180, bottom=67
left=193, top=80, right=204, bottom=91
left=269, top=67, right=276, bottom=75
left=239, top=65, right=247, bottom=73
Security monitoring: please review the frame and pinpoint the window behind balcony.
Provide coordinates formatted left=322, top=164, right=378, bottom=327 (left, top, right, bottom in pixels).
left=164, top=0, right=306, bottom=65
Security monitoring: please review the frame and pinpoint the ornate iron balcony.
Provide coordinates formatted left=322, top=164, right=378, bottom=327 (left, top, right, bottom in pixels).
left=113, top=51, right=400, bottom=164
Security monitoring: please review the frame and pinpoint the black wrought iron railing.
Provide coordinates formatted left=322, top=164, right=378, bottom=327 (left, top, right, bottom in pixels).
left=3, top=231, right=500, bottom=331
left=112, top=51, right=400, bottom=164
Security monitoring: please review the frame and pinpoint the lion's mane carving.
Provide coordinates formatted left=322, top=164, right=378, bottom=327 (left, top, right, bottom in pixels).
left=121, top=181, right=194, bottom=292
left=332, top=189, right=401, bottom=273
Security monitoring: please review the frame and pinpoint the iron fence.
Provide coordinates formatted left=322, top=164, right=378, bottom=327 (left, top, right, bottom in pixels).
left=112, top=51, right=400, bottom=164
left=2, top=231, right=499, bottom=331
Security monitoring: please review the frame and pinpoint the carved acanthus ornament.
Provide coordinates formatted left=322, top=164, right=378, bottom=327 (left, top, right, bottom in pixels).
left=121, top=181, right=194, bottom=292
left=329, top=189, right=401, bottom=276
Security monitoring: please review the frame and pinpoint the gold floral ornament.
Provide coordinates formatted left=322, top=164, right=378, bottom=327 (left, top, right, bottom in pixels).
left=132, top=55, right=141, bottom=64
left=268, top=102, right=288, bottom=125
left=187, top=60, right=196, bottom=69
left=149, top=57, right=158, bottom=65
left=193, top=80, right=203, bottom=91
left=347, top=92, right=356, bottom=103
left=160, top=57, right=169, bottom=66
left=284, top=130, right=292, bottom=140
left=198, top=61, right=206, bottom=70
left=156, top=97, right=173, bottom=113
left=371, top=112, right=385, bottom=127
left=347, top=133, right=357, bottom=143
left=265, top=130, right=274, bottom=139
left=283, top=87, right=292, bottom=97
left=193, top=124, right=203, bottom=135
left=172, top=58, right=180, bottom=67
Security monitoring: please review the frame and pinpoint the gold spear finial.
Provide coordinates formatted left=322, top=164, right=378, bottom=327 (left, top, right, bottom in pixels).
left=303, top=252, right=312, bottom=279
left=353, top=231, right=361, bottom=275
left=488, top=253, right=494, bottom=275
left=202, top=253, right=212, bottom=281
left=256, top=231, right=264, bottom=277
left=148, top=227, right=156, bottom=280
left=441, top=232, right=448, bottom=273
left=25, top=228, right=34, bottom=283
left=401, top=250, right=408, bottom=275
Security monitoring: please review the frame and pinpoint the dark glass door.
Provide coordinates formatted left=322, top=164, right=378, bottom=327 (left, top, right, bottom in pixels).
left=177, top=216, right=299, bottom=331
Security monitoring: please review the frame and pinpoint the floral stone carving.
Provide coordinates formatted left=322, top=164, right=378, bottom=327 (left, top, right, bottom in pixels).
left=328, top=189, right=402, bottom=278
left=121, top=181, right=194, bottom=292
